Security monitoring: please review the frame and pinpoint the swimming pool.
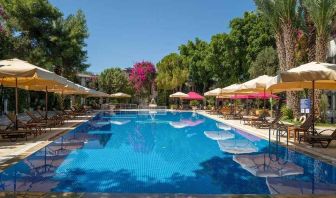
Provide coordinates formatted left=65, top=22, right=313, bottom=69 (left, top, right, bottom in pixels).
left=0, top=111, right=335, bottom=194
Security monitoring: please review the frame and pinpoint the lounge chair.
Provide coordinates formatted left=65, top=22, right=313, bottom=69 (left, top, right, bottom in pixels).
left=255, top=113, right=282, bottom=129
left=5, top=114, right=44, bottom=136
left=0, top=129, right=31, bottom=142
left=26, top=111, right=58, bottom=129
left=53, top=109, right=72, bottom=121
left=36, top=110, right=63, bottom=125
left=70, top=106, right=85, bottom=115
left=242, top=111, right=266, bottom=126
left=209, top=107, right=219, bottom=115
left=224, top=109, right=243, bottom=120
left=73, top=106, right=87, bottom=114
left=61, top=109, right=76, bottom=119
left=295, top=115, right=315, bottom=143
left=305, top=129, right=336, bottom=148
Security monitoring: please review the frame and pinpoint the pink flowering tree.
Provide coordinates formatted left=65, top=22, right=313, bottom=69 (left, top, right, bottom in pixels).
left=129, top=61, right=156, bottom=98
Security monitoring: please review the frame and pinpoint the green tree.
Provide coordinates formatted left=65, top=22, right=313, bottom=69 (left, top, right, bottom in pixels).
left=254, top=0, right=286, bottom=71
left=0, top=0, right=62, bottom=66
left=156, top=53, right=188, bottom=91
left=207, top=33, right=235, bottom=86
left=50, top=10, right=89, bottom=79
left=207, top=12, right=275, bottom=87
left=228, top=12, right=275, bottom=81
left=156, top=53, right=188, bottom=105
left=0, top=0, right=89, bottom=79
left=248, top=47, right=278, bottom=78
left=98, top=68, right=133, bottom=94
left=179, top=38, right=211, bottom=93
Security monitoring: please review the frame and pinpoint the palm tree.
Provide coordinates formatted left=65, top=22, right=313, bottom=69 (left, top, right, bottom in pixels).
left=254, top=0, right=287, bottom=71
left=299, top=0, right=317, bottom=62
left=255, top=0, right=300, bottom=117
left=277, top=0, right=300, bottom=117
left=303, top=0, right=336, bottom=62
left=277, top=0, right=298, bottom=70
left=302, top=0, right=336, bottom=116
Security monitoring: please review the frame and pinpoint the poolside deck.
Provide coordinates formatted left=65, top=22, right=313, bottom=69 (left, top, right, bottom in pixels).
left=198, top=111, right=336, bottom=165
left=0, top=112, right=97, bottom=171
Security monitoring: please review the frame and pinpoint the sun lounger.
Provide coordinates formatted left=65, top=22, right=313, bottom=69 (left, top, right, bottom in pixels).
left=295, top=115, right=315, bottom=143
left=36, top=110, right=63, bottom=125
left=26, top=111, right=58, bottom=129
left=305, top=129, right=336, bottom=148
left=0, top=129, right=32, bottom=141
left=255, top=114, right=282, bottom=129
left=6, top=113, right=45, bottom=136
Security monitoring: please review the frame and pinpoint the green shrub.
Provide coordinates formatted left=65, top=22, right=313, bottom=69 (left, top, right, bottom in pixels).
left=170, top=104, right=177, bottom=109
left=281, top=105, right=293, bottom=120
left=207, top=97, right=215, bottom=106
left=190, top=100, right=199, bottom=107
left=319, top=94, right=329, bottom=123
left=207, top=104, right=214, bottom=110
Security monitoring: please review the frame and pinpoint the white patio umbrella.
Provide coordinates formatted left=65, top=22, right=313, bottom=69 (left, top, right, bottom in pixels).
left=221, top=84, right=242, bottom=95
left=233, top=154, right=304, bottom=177
left=0, top=58, right=79, bottom=127
left=169, top=92, right=188, bottom=107
left=110, top=92, right=131, bottom=98
left=267, top=62, right=336, bottom=131
left=204, top=88, right=222, bottom=96
left=237, top=75, right=274, bottom=109
left=169, top=92, right=188, bottom=98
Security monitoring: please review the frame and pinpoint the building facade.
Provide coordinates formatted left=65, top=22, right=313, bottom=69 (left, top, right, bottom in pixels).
left=326, top=38, right=336, bottom=122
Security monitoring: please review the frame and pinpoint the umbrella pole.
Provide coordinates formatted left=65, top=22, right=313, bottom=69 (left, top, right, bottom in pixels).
left=312, top=81, right=315, bottom=134
left=45, top=86, right=48, bottom=120
left=263, top=88, right=266, bottom=110
left=61, top=90, right=64, bottom=111
left=234, top=94, right=237, bottom=115
left=15, top=78, right=18, bottom=130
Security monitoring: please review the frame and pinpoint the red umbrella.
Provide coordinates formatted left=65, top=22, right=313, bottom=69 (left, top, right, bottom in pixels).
left=185, top=92, right=205, bottom=100
left=230, top=93, right=278, bottom=100
left=230, top=94, right=255, bottom=99
left=250, top=92, right=279, bottom=100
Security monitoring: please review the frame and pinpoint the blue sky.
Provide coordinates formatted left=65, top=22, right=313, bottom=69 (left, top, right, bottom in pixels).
left=49, top=0, right=256, bottom=73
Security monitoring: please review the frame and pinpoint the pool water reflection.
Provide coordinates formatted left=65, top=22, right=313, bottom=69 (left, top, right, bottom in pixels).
left=0, top=111, right=335, bottom=194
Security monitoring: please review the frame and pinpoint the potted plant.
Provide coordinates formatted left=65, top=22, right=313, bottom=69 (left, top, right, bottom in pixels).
left=170, top=104, right=177, bottom=110
left=190, top=100, right=199, bottom=110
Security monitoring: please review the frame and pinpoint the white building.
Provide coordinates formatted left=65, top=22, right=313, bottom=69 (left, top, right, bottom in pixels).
left=326, top=38, right=336, bottom=122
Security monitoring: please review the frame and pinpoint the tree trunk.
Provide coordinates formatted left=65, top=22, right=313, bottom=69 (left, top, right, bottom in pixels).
left=282, top=23, right=296, bottom=69
left=275, top=32, right=287, bottom=72
left=303, top=5, right=316, bottom=62
left=310, top=35, right=329, bottom=118
left=307, top=24, right=316, bottom=62
left=282, top=23, right=300, bottom=118
left=316, top=35, right=328, bottom=63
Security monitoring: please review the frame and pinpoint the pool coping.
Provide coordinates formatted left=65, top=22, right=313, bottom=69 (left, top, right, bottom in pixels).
left=197, top=111, right=336, bottom=166
left=0, top=192, right=335, bottom=197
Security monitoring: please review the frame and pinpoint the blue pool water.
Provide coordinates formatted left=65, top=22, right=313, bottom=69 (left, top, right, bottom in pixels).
left=0, top=111, right=336, bottom=194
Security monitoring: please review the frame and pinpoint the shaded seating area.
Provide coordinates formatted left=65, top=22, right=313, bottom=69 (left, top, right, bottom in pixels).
left=0, top=58, right=109, bottom=142
left=204, top=62, right=336, bottom=149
